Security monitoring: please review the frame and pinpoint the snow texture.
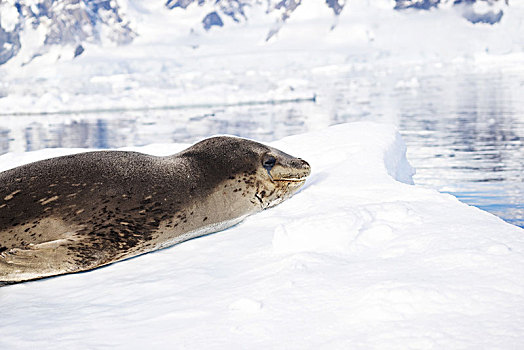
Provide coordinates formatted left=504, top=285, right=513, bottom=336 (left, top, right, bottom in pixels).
left=1, top=122, right=523, bottom=349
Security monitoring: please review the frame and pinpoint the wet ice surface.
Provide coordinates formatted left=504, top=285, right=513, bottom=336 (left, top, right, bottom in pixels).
left=1, top=122, right=523, bottom=349
left=1, top=60, right=522, bottom=227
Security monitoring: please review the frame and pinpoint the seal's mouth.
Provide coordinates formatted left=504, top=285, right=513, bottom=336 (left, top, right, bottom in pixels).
left=267, top=173, right=309, bottom=184
left=273, top=177, right=307, bottom=183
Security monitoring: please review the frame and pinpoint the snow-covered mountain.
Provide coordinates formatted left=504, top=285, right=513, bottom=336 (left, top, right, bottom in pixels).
left=165, top=0, right=346, bottom=31
left=396, top=0, right=507, bottom=24
left=0, top=0, right=511, bottom=66
left=0, top=0, right=134, bottom=65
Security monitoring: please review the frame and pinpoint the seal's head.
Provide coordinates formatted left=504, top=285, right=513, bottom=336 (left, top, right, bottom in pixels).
left=255, top=145, right=311, bottom=208
left=180, top=136, right=311, bottom=210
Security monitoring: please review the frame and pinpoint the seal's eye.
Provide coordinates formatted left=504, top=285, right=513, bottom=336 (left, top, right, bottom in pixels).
left=263, top=156, right=276, bottom=171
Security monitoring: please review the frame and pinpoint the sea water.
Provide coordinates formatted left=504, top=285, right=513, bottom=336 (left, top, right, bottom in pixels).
left=0, top=62, right=522, bottom=227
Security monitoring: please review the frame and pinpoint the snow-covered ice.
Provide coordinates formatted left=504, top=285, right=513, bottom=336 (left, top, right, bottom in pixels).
left=1, top=122, right=523, bottom=349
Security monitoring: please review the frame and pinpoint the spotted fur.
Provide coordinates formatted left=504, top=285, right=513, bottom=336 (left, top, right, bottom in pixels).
left=0, top=136, right=310, bottom=283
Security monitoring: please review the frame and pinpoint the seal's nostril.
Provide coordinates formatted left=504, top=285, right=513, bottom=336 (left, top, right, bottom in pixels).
left=294, top=159, right=311, bottom=177
left=301, top=159, right=310, bottom=169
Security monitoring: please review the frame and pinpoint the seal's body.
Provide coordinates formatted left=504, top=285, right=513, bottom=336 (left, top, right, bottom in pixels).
left=0, top=137, right=310, bottom=283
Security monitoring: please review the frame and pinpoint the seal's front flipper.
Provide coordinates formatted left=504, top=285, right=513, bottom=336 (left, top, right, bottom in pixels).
left=1, top=246, right=41, bottom=265
left=0, top=243, right=81, bottom=283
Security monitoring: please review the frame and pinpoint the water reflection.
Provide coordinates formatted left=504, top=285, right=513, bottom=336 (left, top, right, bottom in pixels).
left=0, top=128, right=8, bottom=154
left=0, top=64, right=522, bottom=228
left=398, top=69, right=523, bottom=228
left=1, top=104, right=312, bottom=153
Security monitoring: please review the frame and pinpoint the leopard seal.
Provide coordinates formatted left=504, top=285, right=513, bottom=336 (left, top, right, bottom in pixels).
left=0, top=136, right=310, bottom=284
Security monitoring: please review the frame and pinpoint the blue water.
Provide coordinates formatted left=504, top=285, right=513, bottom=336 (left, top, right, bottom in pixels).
left=395, top=68, right=523, bottom=228
left=0, top=64, right=522, bottom=228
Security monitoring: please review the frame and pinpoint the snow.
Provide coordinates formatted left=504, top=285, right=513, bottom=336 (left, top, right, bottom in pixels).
left=1, top=122, right=524, bottom=349
left=0, top=1, right=19, bottom=32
